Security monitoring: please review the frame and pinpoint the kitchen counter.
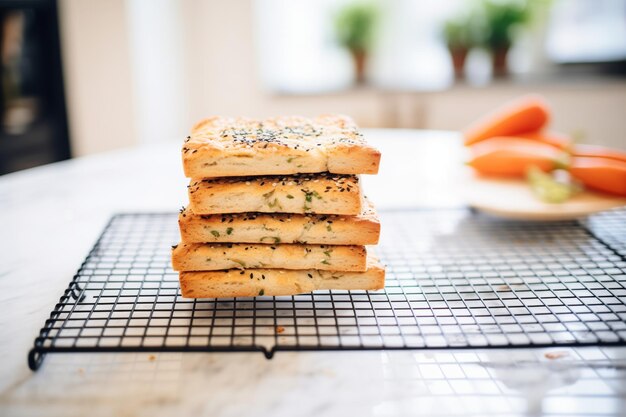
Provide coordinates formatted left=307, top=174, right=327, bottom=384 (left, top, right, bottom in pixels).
left=1, top=129, right=625, bottom=417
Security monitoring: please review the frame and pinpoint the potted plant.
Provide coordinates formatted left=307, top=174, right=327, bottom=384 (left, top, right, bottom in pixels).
left=443, top=16, right=473, bottom=78
left=334, top=2, right=379, bottom=84
left=479, top=0, right=529, bottom=76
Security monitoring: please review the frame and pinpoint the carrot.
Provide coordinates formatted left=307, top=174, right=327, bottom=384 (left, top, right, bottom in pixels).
left=464, top=95, right=550, bottom=146
left=517, top=130, right=572, bottom=150
left=571, top=144, right=626, bottom=163
left=569, top=157, right=626, bottom=196
left=468, top=137, right=567, bottom=177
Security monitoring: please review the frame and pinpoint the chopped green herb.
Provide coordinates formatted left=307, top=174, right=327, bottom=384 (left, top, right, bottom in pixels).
left=226, top=227, right=234, bottom=235
left=262, top=189, right=275, bottom=199
left=261, top=236, right=281, bottom=244
left=323, top=250, right=332, bottom=257
left=211, top=230, right=220, bottom=238
left=321, top=259, right=331, bottom=265
left=268, top=198, right=282, bottom=209
left=527, top=166, right=579, bottom=204
left=302, top=189, right=323, bottom=203
left=258, top=289, right=265, bottom=296
left=286, top=194, right=294, bottom=199
left=326, top=224, right=332, bottom=232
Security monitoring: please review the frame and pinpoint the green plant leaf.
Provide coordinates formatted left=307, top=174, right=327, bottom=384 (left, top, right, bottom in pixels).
left=334, top=2, right=379, bottom=52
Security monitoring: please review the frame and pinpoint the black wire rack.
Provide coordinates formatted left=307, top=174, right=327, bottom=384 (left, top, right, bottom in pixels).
left=28, top=208, right=626, bottom=371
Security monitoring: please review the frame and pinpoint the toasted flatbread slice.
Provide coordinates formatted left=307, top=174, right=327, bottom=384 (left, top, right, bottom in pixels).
left=182, top=114, right=380, bottom=178
left=188, top=172, right=362, bottom=215
left=171, top=243, right=367, bottom=272
left=179, top=257, right=385, bottom=298
left=178, top=199, right=380, bottom=245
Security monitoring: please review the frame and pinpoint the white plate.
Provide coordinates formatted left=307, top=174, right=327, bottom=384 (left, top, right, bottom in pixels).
left=465, top=175, right=626, bottom=221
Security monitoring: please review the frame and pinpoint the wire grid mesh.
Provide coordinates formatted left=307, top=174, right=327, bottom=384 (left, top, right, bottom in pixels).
left=585, top=209, right=626, bottom=258
left=28, top=208, right=626, bottom=370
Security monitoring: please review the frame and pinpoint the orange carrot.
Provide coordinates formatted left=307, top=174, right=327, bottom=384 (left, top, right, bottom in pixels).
left=517, top=130, right=572, bottom=150
left=569, top=157, right=626, bottom=196
left=468, top=137, right=567, bottom=177
left=571, top=144, right=626, bottom=163
left=464, top=95, right=550, bottom=146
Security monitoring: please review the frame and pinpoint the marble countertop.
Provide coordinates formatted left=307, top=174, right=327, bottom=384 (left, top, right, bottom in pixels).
left=1, top=129, right=625, bottom=417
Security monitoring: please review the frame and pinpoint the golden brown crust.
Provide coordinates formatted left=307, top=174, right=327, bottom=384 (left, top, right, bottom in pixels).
left=188, top=172, right=362, bottom=215
left=179, top=257, right=385, bottom=298
left=182, top=114, right=380, bottom=178
left=178, top=199, right=380, bottom=245
left=171, top=243, right=367, bottom=272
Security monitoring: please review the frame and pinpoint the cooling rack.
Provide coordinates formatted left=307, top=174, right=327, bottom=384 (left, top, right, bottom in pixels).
left=28, top=208, right=626, bottom=370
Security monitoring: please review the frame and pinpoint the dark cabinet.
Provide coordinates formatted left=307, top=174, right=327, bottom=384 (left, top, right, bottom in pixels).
left=0, top=0, right=69, bottom=175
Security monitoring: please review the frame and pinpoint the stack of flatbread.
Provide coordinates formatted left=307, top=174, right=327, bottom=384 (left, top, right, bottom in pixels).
left=172, top=115, right=385, bottom=298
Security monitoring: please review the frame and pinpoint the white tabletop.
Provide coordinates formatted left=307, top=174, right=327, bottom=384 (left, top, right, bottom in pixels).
left=1, top=129, right=624, bottom=417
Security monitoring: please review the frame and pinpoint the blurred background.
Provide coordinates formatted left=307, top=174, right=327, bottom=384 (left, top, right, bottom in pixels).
left=1, top=0, right=625, bottom=174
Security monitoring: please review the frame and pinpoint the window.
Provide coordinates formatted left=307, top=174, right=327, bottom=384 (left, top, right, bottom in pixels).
left=254, top=0, right=459, bottom=93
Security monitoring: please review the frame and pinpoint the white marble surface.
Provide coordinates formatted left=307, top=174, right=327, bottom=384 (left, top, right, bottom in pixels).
left=1, top=129, right=625, bottom=417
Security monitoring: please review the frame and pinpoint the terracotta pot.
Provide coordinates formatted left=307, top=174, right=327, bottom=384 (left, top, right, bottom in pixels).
left=492, top=46, right=510, bottom=77
left=350, top=49, right=367, bottom=84
left=448, top=47, right=468, bottom=79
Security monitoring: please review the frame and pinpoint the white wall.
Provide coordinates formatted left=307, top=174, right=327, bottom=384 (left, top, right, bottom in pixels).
left=126, top=0, right=190, bottom=144
left=180, top=0, right=261, bottom=123
left=58, top=0, right=137, bottom=156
